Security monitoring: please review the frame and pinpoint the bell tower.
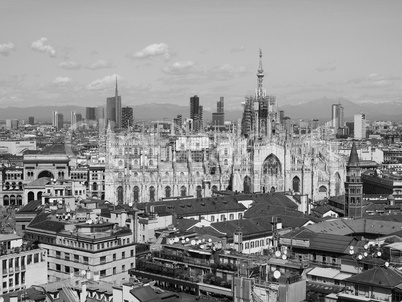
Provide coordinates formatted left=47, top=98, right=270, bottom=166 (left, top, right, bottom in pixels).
left=344, top=142, right=363, bottom=217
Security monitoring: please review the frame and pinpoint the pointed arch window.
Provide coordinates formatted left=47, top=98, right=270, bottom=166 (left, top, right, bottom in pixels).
left=133, top=186, right=139, bottom=202
left=149, top=186, right=155, bottom=202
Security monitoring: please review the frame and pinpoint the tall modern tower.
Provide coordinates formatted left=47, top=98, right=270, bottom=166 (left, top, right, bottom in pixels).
left=217, top=97, right=224, bottom=113
left=331, top=104, right=344, bottom=129
left=190, top=95, right=200, bottom=120
left=122, top=106, right=134, bottom=129
left=106, top=78, right=122, bottom=129
left=354, top=113, right=366, bottom=140
left=86, top=107, right=96, bottom=120
left=190, top=95, right=202, bottom=132
left=212, top=97, right=225, bottom=129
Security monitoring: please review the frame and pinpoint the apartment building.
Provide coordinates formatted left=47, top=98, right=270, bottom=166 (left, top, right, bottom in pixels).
left=0, top=234, right=47, bottom=294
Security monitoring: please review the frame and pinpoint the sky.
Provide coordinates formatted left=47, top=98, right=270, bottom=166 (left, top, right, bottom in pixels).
left=0, top=0, right=401, bottom=111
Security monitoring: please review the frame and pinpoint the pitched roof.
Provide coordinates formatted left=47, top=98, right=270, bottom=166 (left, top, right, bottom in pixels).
left=26, top=177, right=51, bottom=187
left=130, top=286, right=161, bottom=302
left=137, top=195, right=247, bottom=217
left=27, top=212, right=67, bottom=233
left=305, top=218, right=402, bottom=237
left=345, top=266, right=402, bottom=289
left=175, top=219, right=199, bottom=232
left=309, top=233, right=357, bottom=254
left=17, top=199, right=42, bottom=213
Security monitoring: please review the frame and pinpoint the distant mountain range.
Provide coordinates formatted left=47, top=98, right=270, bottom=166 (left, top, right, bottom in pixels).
left=0, top=98, right=401, bottom=122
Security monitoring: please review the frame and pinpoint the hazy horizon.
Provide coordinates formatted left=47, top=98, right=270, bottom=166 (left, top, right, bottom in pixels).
left=1, top=0, right=402, bottom=110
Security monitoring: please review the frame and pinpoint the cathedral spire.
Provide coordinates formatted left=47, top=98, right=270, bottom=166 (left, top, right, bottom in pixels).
left=256, top=49, right=265, bottom=98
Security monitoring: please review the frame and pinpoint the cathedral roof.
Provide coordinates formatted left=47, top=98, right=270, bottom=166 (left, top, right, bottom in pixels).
left=348, top=142, right=359, bottom=165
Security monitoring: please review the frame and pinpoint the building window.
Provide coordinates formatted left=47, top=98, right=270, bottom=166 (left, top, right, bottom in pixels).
left=122, top=252, right=125, bottom=259
left=113, top=254, right=116, bottom=261
left=211, top=216, right=215, bottom=222
left=221, top=214, right=225, bottom=221
left=100, top=256, right=106, bottom=264
left=83, top=257, right=88, bottom=264
left=131, top=250, right=134, bottom=257
left=229, top=214, right=234, bottom=220
left=149, top=186, right=155, bottom=202
left=122, top=265, right=125, bottom=272
left=100, top=270, right=106, bottom=277
left=113, top=267, right=116, bottom=275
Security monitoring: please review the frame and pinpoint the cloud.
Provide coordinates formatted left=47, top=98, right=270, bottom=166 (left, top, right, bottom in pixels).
left=59, top=61, right=81, bottom=70
left=31, top=37, right=56, bottom=57
left=52, top=76, right=72, bottom=85
left=161, top=61, right=247, bottom=84
left=0, top=42, right=16, bottom=56
left=86, top=59, right=113, bottom=70
left=86, top=74, right=122, bottom=90
left=163, top=61, right=206, bottom=75
left=231, top=45, right=245, bottom=53
left=127, top=43, right=170, bottom=60
left=316, top=65, right=336, bottom=72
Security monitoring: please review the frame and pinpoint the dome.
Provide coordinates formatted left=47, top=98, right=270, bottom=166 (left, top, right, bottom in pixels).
left=387, top=194, right=395, bottom=200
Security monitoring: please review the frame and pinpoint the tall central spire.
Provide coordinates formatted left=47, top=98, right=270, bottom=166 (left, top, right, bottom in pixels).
left=115, top=76, right=118, bottom=98
left=256, top=49, right=266, bottom=99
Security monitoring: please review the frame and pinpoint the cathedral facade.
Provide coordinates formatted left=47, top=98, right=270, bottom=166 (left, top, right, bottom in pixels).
left=104, top=51, right=346, bottom=205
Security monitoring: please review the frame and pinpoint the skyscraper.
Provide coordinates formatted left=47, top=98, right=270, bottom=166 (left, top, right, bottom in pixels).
left=190, top=95, right=199, bottom=120
left=122, top=106, right=134, bottom=129
left=86, top=107, right=96, bottom=120
left=106, top=78, right=122, bottom=129
left=354, top=113, right=366, bottom=139
left=331, top=104, right=344, bottom=129
left=212, top=97, right=225, bottom=130
left=71, top=112, right=82, bottom=130
left=217, top=97, right=224, bottom=113
left=190, top=95, right=203, bottom=133
left=54, top=113, right=63, bottom=131
left=28, top=116, right=34, bottom=125
left=52, top=111, right=58, bottom=127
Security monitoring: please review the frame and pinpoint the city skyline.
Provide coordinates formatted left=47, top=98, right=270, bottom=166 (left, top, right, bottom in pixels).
left=0, top=0, right=401, bottom=110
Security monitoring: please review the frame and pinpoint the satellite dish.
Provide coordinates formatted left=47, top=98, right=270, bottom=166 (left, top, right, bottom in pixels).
left=385, top=261, right=390, bottom=268
left=357, top=254, right=363, bottom=260
left=377, top=251, right=382, bottom=257
left=208, top=238, right=212, bottom=243
left=185, top=238, right=189, bottom=242
left=364, top=244, right=369, bottom=250
left=283, top=249, right=288, bottom=255
left=191, top=240, right=196, bottom=245
left=181, top=239, right=185, bottom=244
left=273, top=270, right=281, bottom=279
left=349, top=249, right=355, bottom=255
left=174, top=237, right=179, bottom=243
left=275, top=251, right=281, bottom=258
left=281, top=254, right=287, bottom=260
left=363, top=252, right=368, bottom=257
left=81, top=270, right=87, bottom=276
left=129, top=202, right=133, bottom=207
left=350, top=246, right=354, bottom=250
